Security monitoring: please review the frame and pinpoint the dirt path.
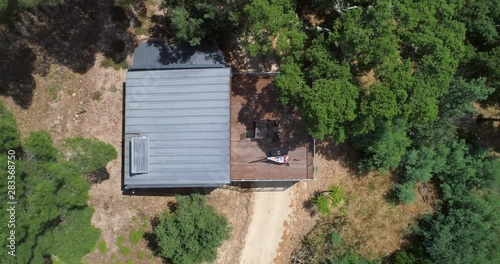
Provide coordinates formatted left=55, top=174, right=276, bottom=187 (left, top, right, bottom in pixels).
left=240, top=190, right=293, bottom=264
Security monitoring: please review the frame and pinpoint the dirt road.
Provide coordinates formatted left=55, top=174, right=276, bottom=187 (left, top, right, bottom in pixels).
left=239, top=190, right=293, bottom=264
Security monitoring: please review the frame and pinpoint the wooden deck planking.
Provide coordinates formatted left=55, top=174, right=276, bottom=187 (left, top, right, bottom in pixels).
left=230, top=76, right=313, bottom=180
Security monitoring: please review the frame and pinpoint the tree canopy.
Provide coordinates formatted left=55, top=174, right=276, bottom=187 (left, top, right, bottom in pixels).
left=153, top=194, right=230, bottom=264
left=0, top=105, right=116, bottom=263
left=63, top=137, right=117, bottom=174
left=162, top=0, right=247, bottom=46
left=244, top=0, right=306, bottom=56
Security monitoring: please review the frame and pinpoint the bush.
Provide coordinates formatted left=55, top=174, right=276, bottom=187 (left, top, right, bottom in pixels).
left=311, top=185, right=346, bottom=216
left=312, top=195, right=331, bottom=215
left=0, top=101, right=20, bottom=153
left=91, top=91, right=103, bottom=101
left=35, top=207, right=101, bottom=264
left=395, top=250, right=417, bottom=264
left=153, top=194, right=230, bottom=264
left=22, top=130, right=59, bottom=162
left=392, top=182, right=417, bottom=204
left=402, top=147, right=436, bottom=183
left=63, top=137, right=117, bottom=174
left=292, top=220, right=378, bottom=264
left=358, top=119, right=412, bottom=173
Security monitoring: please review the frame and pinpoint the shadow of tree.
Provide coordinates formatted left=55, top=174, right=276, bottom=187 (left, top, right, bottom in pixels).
left=0, top=0, right=137, bottom=108
left=141, top=40, right=224, bottom=66
left=232, top=75, right=310, bottom=157
left=149, top=14, right=173, bottom=40
left=0, top=42, right=36, bottom=108
left=474, top=117, right=500, bottom=153
left=303, top=194, right=318, bottom=218
left=84, top=166, right=110, bottom=184
left=315, top=141, right=361, bottom=175
left=144, top=215, right=162, bottom=257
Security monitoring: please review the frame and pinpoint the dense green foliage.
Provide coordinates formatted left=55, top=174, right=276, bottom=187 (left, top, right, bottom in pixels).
left=458, top=0, right=500, bottom=46
left=244, top=0, right=306, bottom=56
left=34, top=207, right=101, bottom=263
left=64, top=137, right=117, bottom=174
left=311, top=185, right=346, bottom=215
left=391, top=181, right=417, bottom=204
left=416, top=194, right=500, bottom=264
left=161, top=0, right=247, bottom=46
left=0, top=102, right=20, bottom=153
left=161, top=0, right=307, bottom=57
left=0, top=105, right=115, bottom=263
left=356, top=119, right=411, bottom=173
left=251, top=0, right=500, bottom=262
left=22, top=130, right=60, bottom=162
left=153, top=194, right=230, bottom=264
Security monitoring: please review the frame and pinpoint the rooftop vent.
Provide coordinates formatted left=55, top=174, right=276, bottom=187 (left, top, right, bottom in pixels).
left=131, top=137, right=149, bottom=174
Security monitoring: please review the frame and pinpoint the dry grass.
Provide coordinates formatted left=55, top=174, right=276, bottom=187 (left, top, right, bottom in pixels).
left=336, top=169, right=433, bottom=257
left=358, top=69, right=377, bottom=88
left=275, top=142, right=434, bottom=262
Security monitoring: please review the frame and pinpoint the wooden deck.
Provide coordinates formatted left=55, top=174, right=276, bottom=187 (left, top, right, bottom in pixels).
left=230, top=76, right=314, bottom=181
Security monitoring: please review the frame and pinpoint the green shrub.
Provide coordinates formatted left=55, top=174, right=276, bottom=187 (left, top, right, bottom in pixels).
left=392, top=182, right=417, bottom=204
left=22, top=130, right=59, bottom=161
left=63, top=137, right=117, bottom=173
left=37, top=207, right=101, bottom=263
left=312, top=185, right=347, bottom=216
left=153, top=194, right=230, bottom=264
left=395, top=250, right=418, bottom=264
left=0, top=101, right=20, bottom=153
left=328, top=185, right=346, bottom=206
left=312, top=195, right=331, bottom=215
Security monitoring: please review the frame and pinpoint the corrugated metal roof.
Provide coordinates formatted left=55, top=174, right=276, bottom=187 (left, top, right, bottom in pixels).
left=123, top=67, right=231, bottom=189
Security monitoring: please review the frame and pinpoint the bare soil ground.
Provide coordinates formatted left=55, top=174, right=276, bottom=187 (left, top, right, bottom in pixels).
left=240, top=191, right=293, bottom=264
left=208, top=190, right=253, bottom=264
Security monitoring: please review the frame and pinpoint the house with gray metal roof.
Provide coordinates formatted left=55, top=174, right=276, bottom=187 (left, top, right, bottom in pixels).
left=122, top=41, right=231, bottom=190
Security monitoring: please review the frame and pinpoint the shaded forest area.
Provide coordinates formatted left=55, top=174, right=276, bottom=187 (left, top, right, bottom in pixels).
left=0, top=0, right=137, bottom=108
